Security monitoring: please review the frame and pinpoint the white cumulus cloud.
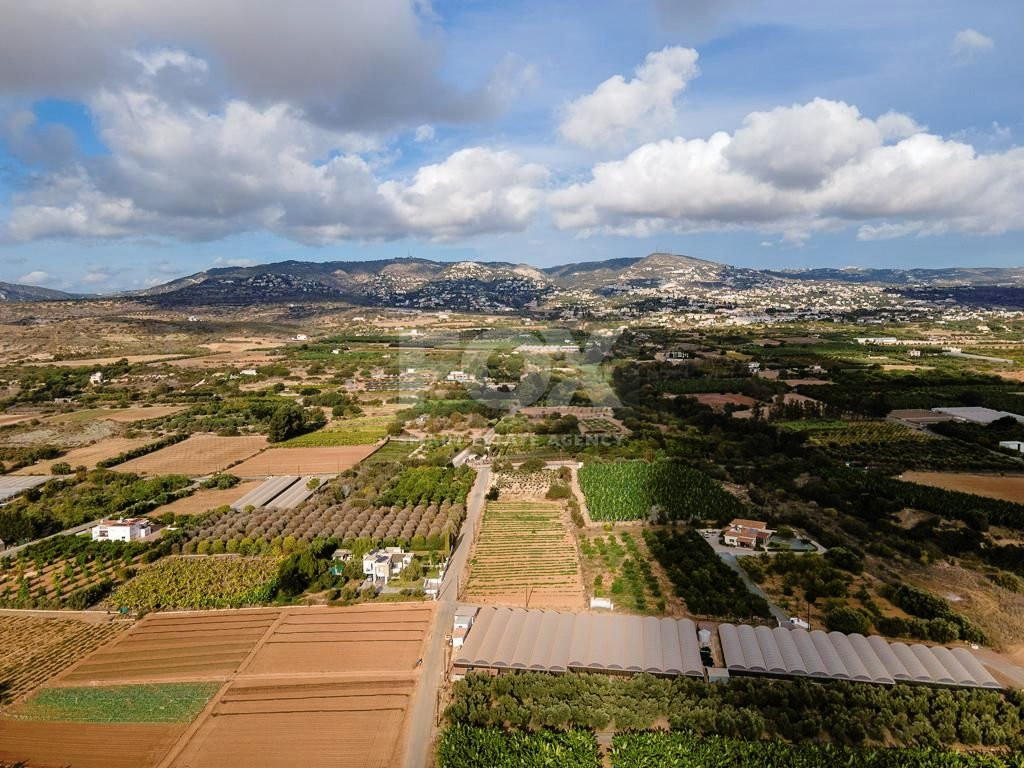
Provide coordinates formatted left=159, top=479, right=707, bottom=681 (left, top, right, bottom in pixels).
left=18, top=270, right=52, bottom=285
left=3, top=61, right=549, bottom=245
left=952, top=29, right=994, bottom=60
left=549, top=98, right=1024, bottom=242
left=559, top=46, right=699, bottom=150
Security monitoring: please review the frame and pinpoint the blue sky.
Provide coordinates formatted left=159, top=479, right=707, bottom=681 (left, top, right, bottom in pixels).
left=0, top=0, right=1021, bottom=292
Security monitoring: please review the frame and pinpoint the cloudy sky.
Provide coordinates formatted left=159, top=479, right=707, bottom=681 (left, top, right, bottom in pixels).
left=0, top=0, right=1021, bottom=292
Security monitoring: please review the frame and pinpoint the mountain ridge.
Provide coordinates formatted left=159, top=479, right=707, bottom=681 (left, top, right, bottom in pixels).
left=0, top=282, right=79, bottom=302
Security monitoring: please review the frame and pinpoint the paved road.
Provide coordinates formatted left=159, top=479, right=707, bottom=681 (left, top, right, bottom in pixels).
left=0, top=517, right=102, bottom=559
left=403, top=464, right=490, bottom=768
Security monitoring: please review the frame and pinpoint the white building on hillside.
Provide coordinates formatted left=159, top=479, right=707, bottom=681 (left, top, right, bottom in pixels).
left=91, top=518, right=152, bottom=542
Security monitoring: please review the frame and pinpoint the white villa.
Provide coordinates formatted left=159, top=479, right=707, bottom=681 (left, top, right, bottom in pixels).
left=91, top=517, right=152, bottom=542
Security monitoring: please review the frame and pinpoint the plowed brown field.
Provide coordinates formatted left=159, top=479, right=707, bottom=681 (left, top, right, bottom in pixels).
left=0, top=721, right=184, bottom=768
left=902, top=471, right=1024, bottom=504
left=228, top=445, right=377, bottom=477
left=242, top=605, right=433, bottom=675
left=148, top=481, right=263, bottom=516
left=60, top=610, right=279, bottom=684
left=114, top=434, right=267, bottom=476
left=13, top=436, right=155, bottom=474
left=4, top=604, right=432, bottom=768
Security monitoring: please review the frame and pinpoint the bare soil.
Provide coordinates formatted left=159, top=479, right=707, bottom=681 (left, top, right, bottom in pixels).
left=148, top=481, right=264, bottom=516
left=0, top=721, right=185, bottom=768
left=228, top=445, right=377, bottom=477
left=115, top=434, right=268, bottom=476
left=242, top=605, right=433, bottom=676
left=13, top=436, right=155, bottom=474
left=901, top=471, right=1024, bottom=504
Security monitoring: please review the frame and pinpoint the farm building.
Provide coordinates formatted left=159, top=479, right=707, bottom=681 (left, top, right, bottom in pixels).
left=855, top=337, right=899, bottom=345
left=722, top=519, right=774, bottom=549
left=932, top=407, right=1024, bottom=425
left=453, top=607, right=705, bottom=678
left=91, top=517, right=152, bottom=542
left=0, top=475, right=53, bottom=504
left=329, top=549, right=353, bottom=576
left=363, top=547, right=413, bottom=584
left=718, top=624, right=1000, bottom=689
left=454, top=607, right=478, bottom=634
left=424, top=577, right=441, bottom=598
left=229, top=476, right=321, bottom=511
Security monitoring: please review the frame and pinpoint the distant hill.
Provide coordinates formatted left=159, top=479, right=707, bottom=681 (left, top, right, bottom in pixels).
left=120, top=253, right=1024, bottom=310
left=766, top=266, right=1024, bottom=286
left=0, top=281, right=77, bottom=302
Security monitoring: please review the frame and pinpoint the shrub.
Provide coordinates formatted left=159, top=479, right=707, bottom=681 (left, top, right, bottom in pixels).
left=825, top=606, right=872, bottom=635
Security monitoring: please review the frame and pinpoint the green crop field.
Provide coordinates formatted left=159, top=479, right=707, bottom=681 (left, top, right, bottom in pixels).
left=109, top=555, right=279, bottom=611
left=610, top=732, right=1019, bottom=768
left=282, top=414, right=392, bottom=446
left=778, top=419, right=933, bottom=445
left=363, top=440, right=420, bottom=463
left=438, top=725, right=598, bottom=768
left=466, top=500, right=583, bottom=605
left=579, top=460, right=747, bottom=522
left=13, top=682, right=221, bottom=723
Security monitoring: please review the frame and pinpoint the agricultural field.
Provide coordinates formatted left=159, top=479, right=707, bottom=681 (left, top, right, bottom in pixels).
left=25, top=354, right=186, bottom=367
left=43, top=405, right=187, bottom=424
left=0, top=615, right=129, bottom=705
left=444, top=670, right=1024, bottom=754
left=172, top=679, right=416, bottom=768
left=115, top=434, right=268, bottom=476
left=778, top=419, right=934, bottom=445
left=11, top=603, right=436, bottom=768
left=363, top=439, right=420, bottom=463
left=11, top=682, right=220, bottom=722
left=243, top=604, right=433, bottom=675
left=579, top=529, right=671, bottom=615
left=438, top=725, right=599, bottom=768
left=228, top=444, right=377, bottom=477
left=187, top=463, right=472, bottom=551
left=0, top=413, right=36, bottom=427
left=149, top=479, right=262, bottom=516
left=901, top=471, right=1024, bottom=504
left=579, top=460, right=747, bottom=522
left=281, top=413, right=392, bottom=446
left=0, top=536, right=162, bottom=610
left=12, top=435, right=157, bottom=474
left=644, top=528, right=772, bottom=621
left=609, top=732, right=1021, bottom=768
left=578, top=416, right=628, bottom=433
left=61, top=609, right=280, bottom=684
left=109, top=556, right=280, bottom=612
left=689, top=392, right=760, bottom=411
left=465, top=500, right=585, bottom=610
left=0, top=720, right=187, bottom=768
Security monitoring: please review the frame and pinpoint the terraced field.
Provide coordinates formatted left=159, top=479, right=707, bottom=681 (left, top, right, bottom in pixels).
left=0, top=615, right=130, bottom=705
left=0, top=604, right=431, bottom=768
left=60, top=609, right=280, bottom=684
left=465, top=500, right=585, bottom=610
